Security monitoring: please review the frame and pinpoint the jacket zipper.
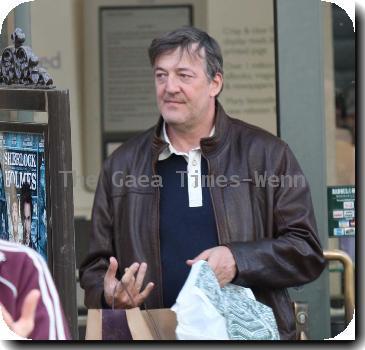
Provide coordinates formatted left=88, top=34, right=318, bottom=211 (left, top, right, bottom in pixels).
left=204, top=154, right=222, bottom=245
left=152, top=155, right=164, bottom=307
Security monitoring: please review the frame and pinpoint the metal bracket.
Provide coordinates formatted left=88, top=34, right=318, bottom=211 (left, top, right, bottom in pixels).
left=294, top=302, right=309, bottom=340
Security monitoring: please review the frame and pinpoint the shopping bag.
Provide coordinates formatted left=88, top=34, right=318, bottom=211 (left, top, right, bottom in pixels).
left=85, top=308, right=176, bottom=340
left=171, top=260, right=280, bottom=340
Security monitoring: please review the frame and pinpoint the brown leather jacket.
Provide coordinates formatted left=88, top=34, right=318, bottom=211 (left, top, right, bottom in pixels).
left=79, top=102, right=326, bottom=340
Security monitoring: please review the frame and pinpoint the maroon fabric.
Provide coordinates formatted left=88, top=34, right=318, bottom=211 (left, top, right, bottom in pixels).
left=0, top=240, right=71, bottom=340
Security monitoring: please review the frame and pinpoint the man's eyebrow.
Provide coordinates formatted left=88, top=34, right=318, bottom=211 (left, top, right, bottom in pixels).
left=153, top=67, right=195, bottom=74
left=154, top=67, right=167, bottom=73
left=176, top=68, right=195, bottom=74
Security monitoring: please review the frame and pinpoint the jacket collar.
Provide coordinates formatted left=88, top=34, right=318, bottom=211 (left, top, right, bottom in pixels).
left=152, top=100, right=230, bottom=160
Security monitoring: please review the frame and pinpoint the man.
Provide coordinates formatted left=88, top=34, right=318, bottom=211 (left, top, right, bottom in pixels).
left=20, top=183, right=33, bottom=248
left=0, top=239, right=70, bottom=339
left=80, top=26, right=325, bottom=340
left=9, top=183, right=21, bottom=243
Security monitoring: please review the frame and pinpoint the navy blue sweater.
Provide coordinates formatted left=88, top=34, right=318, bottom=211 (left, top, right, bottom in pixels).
left=157, top=154, right=218, bottom=307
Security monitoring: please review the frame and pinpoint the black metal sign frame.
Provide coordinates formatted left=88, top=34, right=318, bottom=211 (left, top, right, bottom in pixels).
left=0, top=88, right=78, bottom=339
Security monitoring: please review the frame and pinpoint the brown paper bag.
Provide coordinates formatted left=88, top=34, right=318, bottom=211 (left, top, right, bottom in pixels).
left=85, top=309, right=102, bottom=340
left=126, top=308, right=177, bottom=340
left=85, top=308, right=177, bottom=340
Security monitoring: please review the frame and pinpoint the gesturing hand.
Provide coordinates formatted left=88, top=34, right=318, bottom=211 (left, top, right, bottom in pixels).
left=1, top=289, right=41, bottom=338
left=186, top=246, right=237, bottom=287
left=103, top=257, right=154, bottom=308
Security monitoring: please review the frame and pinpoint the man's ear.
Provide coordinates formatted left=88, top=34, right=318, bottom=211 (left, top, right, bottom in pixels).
left=209, top=73, right=223, bottom=97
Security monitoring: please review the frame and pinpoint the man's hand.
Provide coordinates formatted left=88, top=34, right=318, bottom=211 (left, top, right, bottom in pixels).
left=103, top=257, right=154, bottom=308
left=0, top=289, right=41, bottom=338
left=186, top=246, right=237, bottom=287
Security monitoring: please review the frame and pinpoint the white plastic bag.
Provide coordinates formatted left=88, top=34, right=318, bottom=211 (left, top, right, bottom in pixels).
left=171, top=260, right=280, bottom=340
left=171, top=260, right=229, bottom=340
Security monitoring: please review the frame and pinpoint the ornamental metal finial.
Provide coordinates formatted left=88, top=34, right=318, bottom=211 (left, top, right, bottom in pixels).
left=0, top=28, right=54, bottom=88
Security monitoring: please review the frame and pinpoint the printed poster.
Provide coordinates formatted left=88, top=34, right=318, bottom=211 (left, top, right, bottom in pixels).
left=327, top=186, right=355, bottom=237
left=0, top=128, right=47, bottom=261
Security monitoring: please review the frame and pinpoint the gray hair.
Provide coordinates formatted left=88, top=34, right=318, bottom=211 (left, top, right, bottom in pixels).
left=148, top=26, right=224, bottom=82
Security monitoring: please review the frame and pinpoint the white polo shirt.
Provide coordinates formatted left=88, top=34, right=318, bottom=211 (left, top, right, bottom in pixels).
left=158, top=122, right=215, bottom=208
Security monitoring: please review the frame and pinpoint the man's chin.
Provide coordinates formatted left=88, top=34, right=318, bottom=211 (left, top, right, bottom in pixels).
left=161, top=113, right=187, bottom=126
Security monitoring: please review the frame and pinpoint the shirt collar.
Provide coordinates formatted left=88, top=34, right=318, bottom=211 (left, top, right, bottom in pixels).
left=158, top=122, right=215, bottom=161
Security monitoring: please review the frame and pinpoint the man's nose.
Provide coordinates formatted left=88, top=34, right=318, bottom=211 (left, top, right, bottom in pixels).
left=165, top=75, right=180, bottom=93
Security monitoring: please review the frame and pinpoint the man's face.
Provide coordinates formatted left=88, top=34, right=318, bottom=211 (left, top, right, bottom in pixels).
left=23, top=203, right=31, bottom=236
left=11, top=201, right=18, bottom=229
left=153, top=46, right=222, bottom=129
